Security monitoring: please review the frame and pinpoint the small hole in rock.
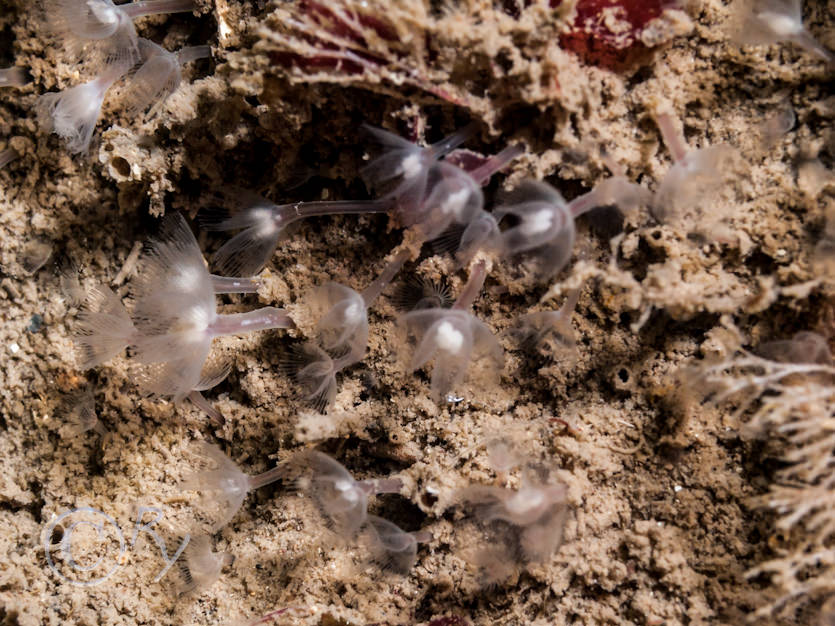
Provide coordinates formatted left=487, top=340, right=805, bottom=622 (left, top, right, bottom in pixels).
left=111, top=157, right=130, bottom=178
left=618, top=368, right=629, bottom=383
left=50, top=524, right=64, bottom=544
left=421, top=490, right=438, bottom=507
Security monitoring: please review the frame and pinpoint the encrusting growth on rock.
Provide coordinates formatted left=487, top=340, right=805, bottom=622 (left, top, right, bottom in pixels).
left=179, top=442, right=287, bottom=531
left=10, top=0, right=831, bottom=618
left=455, top=461, right=568, bottom=585
left=201, top=189, right=392, bottom=277
left=37, top=57, right=133, bottom=154
left=651, top=110, right=739, bottom=238
left=73, top=213, right=293, bottom=421
left=679, top=330, right=835, bottom=617
left=175, top=535, right=234, bottom=595
left=288, top=450, right=403, bottom=540
left=361, top=123, right=477, bottom=220
left=283, top=449, right=421, bottom=576
left=398, top=260, right=502, bottom=402
left=123, top=39, right=212, bottom=118
left=73, top=283, right=136, bottom=370
left=44, top=0, right=196, bottom=69
left=511, top=287, right=582, bottom=364
left=39, top=0, right=203, bottom=153
left=202, top=126, right=522, bottom=278
left=283, top=248, right=410, bottom=411
left=728, top=0, right=833, bottom=62
left=359, top=515, right=430, bottom=576
left=129, top=213, right=293, bottom=412
left=493, top=180, right=577, bottom=282
left=390, top=274, right=452, bottom=313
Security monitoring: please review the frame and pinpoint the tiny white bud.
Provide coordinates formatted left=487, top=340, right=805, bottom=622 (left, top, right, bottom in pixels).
left=399, top=153, right=422, bottom=179
left=435, top=321, right=464, bottom=354
left=440, top=188, right=471, bottom=217
left=759, top=11, right=802, bottom=37
left=520, top=208, right=554, bottom=236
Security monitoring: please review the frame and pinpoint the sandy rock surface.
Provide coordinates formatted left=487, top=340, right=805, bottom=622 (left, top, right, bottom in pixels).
left=0, top=0, right=833, bottom=624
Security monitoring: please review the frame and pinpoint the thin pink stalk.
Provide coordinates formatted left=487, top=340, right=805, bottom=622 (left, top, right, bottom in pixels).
left=469, top=144, right=524, bottom=185
left=559, top=288, right=581, bottom=316
left=176, top=45, right=211, bottom=64
left=246, top=607, right=307, bottom=626
left=209, top=307, right=294, bottom=337
left=277, top=199, right=392, bottom=222
left=120, top=0, right=195, bottom=19
left=247, top=465, right=286, bottom=490
left=360, top=248, right=410, bottom=306
left=452, top=260, right=487, bottom=310
left=426, top=122, right=478, bottom=159
left=210, top=274, right=261, bottom=294
left=568, top=192, right=595, bottom=218
left=365, top=477, right=403, bottom=494
left=654, top=112, right=688, bottom=163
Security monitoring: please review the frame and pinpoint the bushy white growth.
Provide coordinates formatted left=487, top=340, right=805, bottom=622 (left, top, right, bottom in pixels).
left=37, top=70, right=121, bottom=154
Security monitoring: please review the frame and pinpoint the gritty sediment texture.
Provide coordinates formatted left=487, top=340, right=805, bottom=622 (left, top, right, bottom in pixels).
left=0, top=0, right=834, bottom=624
